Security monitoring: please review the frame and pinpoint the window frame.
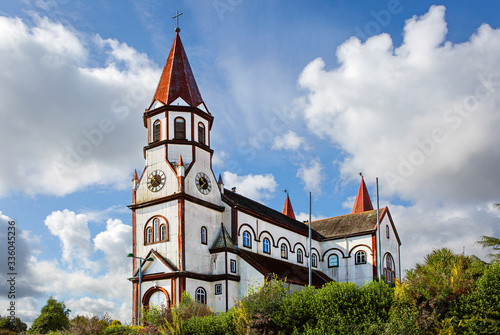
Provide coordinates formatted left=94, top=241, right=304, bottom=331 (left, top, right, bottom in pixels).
left=195, top=287, right=206, bottom=304
left=174, top=117, right=186, bottom=140
left=297, top=249, right=303, bottom=264
left=263, top=238, right=270, bottom=254
left=146, top=227, right=152, bottom=244
left=386, top=225, right=390, bottom=239
left=153, top=218, right=159, bottom=242
left=280, top=243, right=288, bottom=259
left=230, top=259, right=236, bottom=273
left=160, top=224, right=167, bottom=242
left=328, top=254, right=339, bottom=268
left=198, top=122, right=205, bottom=145
left=242, top=231, right=251, bottom=248
left=201, top=226, right=207, bottom=245
left=311, top=254, right=318, bottom=268
left=355, top=250, right=367, bottom=265
left=215, top=283, right=222, bottom=295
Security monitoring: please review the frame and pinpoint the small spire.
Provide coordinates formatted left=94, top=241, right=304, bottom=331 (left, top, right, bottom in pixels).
left=282, top=193, right=296, bottom=220
left=218, top=174, right=223, bottom=185
left=133, top=169, right=138, bottom=180
left=177, top=154, right=184, bottom=167
left=352, top=176, right=374, bottom=214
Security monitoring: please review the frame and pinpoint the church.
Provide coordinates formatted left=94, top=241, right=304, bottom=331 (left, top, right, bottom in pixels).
left=128, top=27, right=401, bottom=323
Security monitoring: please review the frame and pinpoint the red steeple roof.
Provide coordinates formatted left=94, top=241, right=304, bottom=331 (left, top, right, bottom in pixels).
left=352, top=177, right=374, bottom=214
left=282, top=194, right=296, bottom=220
left=150, top=32, right=204, bottom=109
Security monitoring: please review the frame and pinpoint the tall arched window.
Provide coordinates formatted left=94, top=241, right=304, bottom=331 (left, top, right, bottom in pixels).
left=263, top=238, right=270, bottom=254
left=297, top=249, right=303, bottom=263
left=154, top=218, right=159, bottom=242
left=311, top=254, right=318, bottom=268
left=355, top=250, right=366, bottom=265
left=242, top=231, right=251, bottom=248
left=146, top=227, right=152, bottom=244
left=280, top=244, right=288, bottom=259
left=201, top=227, right=207, bottom=245
left=328, top=254, right=339, bottom=268
left=384, top=253, right=396, bottom=284
left=174, top=117, right=186, bottom=139
left=160, top=225, right=167, bottom=241
left=153, top=120, right=161, bottom=142
left=198, top=122, right=205, bottom=145
left=195, top=287, right=206, bottom=304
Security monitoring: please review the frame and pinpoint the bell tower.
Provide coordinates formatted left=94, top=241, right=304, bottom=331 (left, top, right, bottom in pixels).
left=129, top=25, right=224, bottom=324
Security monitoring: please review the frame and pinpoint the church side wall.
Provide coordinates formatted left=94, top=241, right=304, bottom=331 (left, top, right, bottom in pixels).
left=379, top=215, right=401, bottom=279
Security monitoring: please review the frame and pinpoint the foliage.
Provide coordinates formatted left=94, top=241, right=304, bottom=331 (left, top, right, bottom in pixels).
left=183, top=312, right=233, bottom=335
left=29, top=297, right=71, bottom=334
left=102, top=324, right=137, bottom=335
left=451, top=261, right=500, bottom=334
left=0, top=316, right=28, bottom=333
left=384, top=280, right=421, bottom=335
left=68, top=314, right=110, bottom=335
left=0, top=330, right=16, bottom=335
left=404, top=248, right=485, bottom=333
left=476, top=235, right=500, bottom=262
left=158, top=309, right=183, bottom=335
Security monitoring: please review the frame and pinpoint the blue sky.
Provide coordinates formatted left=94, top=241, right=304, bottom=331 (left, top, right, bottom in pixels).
left=1, top=0, right=500, bottom=324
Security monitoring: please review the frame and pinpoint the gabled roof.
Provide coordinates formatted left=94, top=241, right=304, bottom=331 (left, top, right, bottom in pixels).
left=210, top=224, right=237, bottom=252
left=352, top=177, right=374, bottom=214
left=222, top=189, right=322, bottom=239
left=311, top=209, right=379, bottom=239
left=239, top=249, right=332, bottom=288
left=149, top=32, right=205, bottom=110
left=282, top=194, right=296, bottom=220
left=133, top=249, right=178, bottom=277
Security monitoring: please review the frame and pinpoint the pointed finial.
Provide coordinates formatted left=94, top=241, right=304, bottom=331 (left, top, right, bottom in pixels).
left=359, top=171, right=364, bottom=178
left=218, top=174, right=223, bottom=185
left=178, top=154, right=184, bottom=166
left=173, top=10, right=183, bottom=32
left=133, top=169, right=138, bottom=180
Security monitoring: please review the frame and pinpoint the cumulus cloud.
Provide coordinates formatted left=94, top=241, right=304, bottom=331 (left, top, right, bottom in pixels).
left=223, top=171, right=278, bottom=202
left=45, top=210, right=93, bottom=267
left=296, top=158, right=325, bottom=194
left=298, top=5, right=500, bottom=271
left=94, top=218, right=132, bottom=273
left=272, top=130, right=308, bottom=151
left=298, top=5, right=500, bottom=205
left=0, top=15, right=160, bottom=197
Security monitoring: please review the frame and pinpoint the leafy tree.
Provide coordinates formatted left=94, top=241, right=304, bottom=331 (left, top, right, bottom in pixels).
left=29, top=297, right=71, bottom=334
left=404, top=248, right=485, bottom=333
left=0, top=316, right=28, bottom=333
left=476, top=235, right=500, bottom=263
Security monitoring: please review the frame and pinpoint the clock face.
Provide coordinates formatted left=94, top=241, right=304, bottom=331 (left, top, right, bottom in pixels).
left=147, top=170, right=166, bottom=192
left=195, top=172, right=212, bottom=195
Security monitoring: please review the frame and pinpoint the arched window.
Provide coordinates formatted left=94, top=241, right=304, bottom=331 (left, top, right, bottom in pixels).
left=386, top=225, right=390, bottom=239
left=160, top=225, right=167, bottom=241
left=280, top=244, right=288, bottom=259
left=242, top=231, right=251, bottom=248
left=297, top=249, right=303, bottom=264
left=154, top=218, right=159, bottom=242
left=263, top=238, right=270, bottom=254
left=174, top=117, right=186, bottom=139
left=384, top=253, right=396, bottom=285
left=195, top=287, right=206, bottom=304
left=328, top=254, right=339, bottom=268
left=153, top=120, right=161, bottom=142
left=201, top=227, right=207, bottom=245
left=146, top=227, right=152, bottom=244
left=198, top=122, right=205, bottom=145
left=355, top=251, right=366, bottom=265
left=311, top=254, right=318, bottom=268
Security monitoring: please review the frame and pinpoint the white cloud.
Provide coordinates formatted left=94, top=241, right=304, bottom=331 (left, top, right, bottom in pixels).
left=223, top=171, right=277, bottom=202
left=93, top=219, right=132, bottom=273
left=296, top=158, right=325, bottom=194
left=44, top=210, right=93, bottom=267
left=0, top=15, right=160, bottom=197
left=297, top=5, right=500, bottom=271
left=272, top=130, right=308, bottom=151
left=295, top=212, right=327, bottom=223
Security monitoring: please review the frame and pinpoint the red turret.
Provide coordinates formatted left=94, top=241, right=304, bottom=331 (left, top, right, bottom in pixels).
left=282, top=194, right=296, bottom=220
left=149, top=31, right=206, bottom=111
left=352, top=177, right=374, bottom=214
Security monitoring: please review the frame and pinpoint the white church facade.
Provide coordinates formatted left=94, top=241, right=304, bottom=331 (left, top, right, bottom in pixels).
left=129, top=29, right=401, bottom=323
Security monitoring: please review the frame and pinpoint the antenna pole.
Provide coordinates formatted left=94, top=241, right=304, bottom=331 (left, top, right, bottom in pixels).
left=376, top=177, right=381, bottom=281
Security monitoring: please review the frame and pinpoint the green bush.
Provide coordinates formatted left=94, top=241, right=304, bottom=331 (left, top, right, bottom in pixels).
left=0, top=329, right=17, bottom=335
left=102, top=324, right=137, bottom=335
left=183, top=312, right=233, bottom=335
left=29, top=297, right=71, bottom=334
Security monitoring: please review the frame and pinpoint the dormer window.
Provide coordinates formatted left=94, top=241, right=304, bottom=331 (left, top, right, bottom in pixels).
left=174, top=117, right=186, bottom=139
left=153, top=120, right=161, bottom=142
left=198, top=122, right=205, bottom=145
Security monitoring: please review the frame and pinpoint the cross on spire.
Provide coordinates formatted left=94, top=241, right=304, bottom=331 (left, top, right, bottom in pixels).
left=173, top=10, right=183, bottom=32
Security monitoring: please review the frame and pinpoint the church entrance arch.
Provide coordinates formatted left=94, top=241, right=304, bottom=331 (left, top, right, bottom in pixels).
left=142, top=287, right=170, bottom=310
